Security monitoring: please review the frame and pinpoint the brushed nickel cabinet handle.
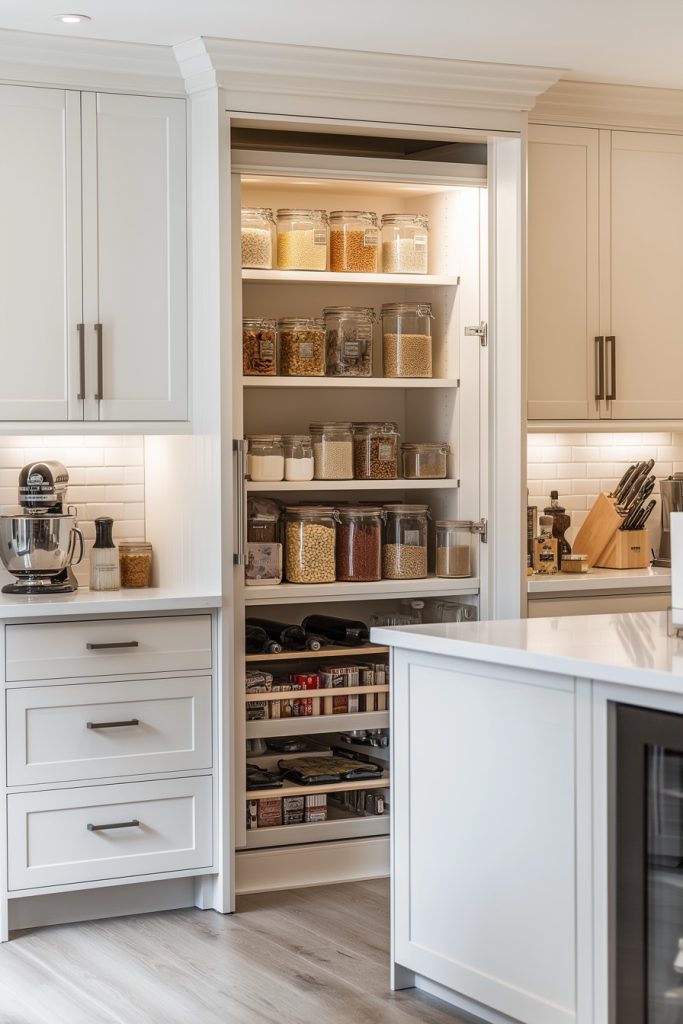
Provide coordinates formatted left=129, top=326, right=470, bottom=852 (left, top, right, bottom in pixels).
left=233, top=438, right=247, bottom=566
left=606, top=335, right=617, bottom=401
left=77, top=323, right=85, bottom=400
left=594, top=336, right=605, bottom=401
left=94, top=322, right=103, bottom=400
left=87, top=719, right=140, bottom=730
left=87, top=819, right=140, bottom=832
left=86, top=641, right=139, bottom=650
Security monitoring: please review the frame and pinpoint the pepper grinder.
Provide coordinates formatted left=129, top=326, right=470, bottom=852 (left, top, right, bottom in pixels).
left=90, top=517, right=120, bottom=591
left=544, top=490, right=572, bottom=569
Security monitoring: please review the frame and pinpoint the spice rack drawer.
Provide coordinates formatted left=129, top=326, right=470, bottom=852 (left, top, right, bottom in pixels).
left=6, top=675, right=212, bottom=787
left=5, top=615, right=212, bottom=682
left=7, top=776, right=213, bottom=891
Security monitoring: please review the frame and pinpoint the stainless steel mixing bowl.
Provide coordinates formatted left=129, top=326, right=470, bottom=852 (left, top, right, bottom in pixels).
left=0, top=514, right=84, bottom=578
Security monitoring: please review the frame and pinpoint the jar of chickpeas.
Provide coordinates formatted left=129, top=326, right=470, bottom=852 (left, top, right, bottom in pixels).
left=284, top=506, right=337, bottom=584
left=276, top=209, right=328, bottom=271
left=329, top=211, right=379, bottom=273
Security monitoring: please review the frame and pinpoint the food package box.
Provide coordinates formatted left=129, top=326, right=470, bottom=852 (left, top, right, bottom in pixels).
left=304, top=793, right=327, bottom=823
left=291, top=673, right=320, bottom=717
left=246, top=800, right=259, bottom=830
left=246, top=700, right=268, bottom=721
left=245, top=542, right=283, bottom=586
left=245, top=670, right=273, bottom=693
left=257, top=797, right=283, bottom=828
left=282, top=795, right=305, bottom=825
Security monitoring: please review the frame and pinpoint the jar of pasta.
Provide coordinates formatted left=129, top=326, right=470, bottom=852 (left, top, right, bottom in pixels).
left=278, top=318, right=325, bottom=376
left=324, top=306, right=374, bottom=377
left=329, top=211, right=379, bottom=273
left=276, top=209, right=328, bottom=271
left=242, top=318, right=277, bottom=376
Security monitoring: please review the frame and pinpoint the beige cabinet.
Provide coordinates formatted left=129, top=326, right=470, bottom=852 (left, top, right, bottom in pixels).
left=528, top=125, right=683, bottom=421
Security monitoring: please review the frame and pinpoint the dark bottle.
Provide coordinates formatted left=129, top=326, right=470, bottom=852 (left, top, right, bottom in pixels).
left=301, top=614, right=370, bottom=646
left=246, top=618, right=320, bottom=652
left=544, top=490, right=572, bottom=567
left=245, top=624, right=282, bottom=655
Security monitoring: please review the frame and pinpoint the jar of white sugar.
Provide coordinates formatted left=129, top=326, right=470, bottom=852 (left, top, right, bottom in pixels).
left=283, top=435, right=314, bottom=481
left=247, top=435, right=285, bottom=481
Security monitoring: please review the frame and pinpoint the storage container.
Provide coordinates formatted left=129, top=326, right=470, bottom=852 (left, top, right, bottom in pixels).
left=310, top=422, right=354, bottom=480
left=352, top=422, right=399, bottom=480
left=381, top=303, right=433, bottom=377
left=119, top=541, right=153, bottom=588
left=382, top=504, right=429, bottom=579
left=401, top=441, right=449, bottom=479
left=276, top=209, right=328, bottom=271
left=241, top=208, right=275, bottom=269
left=329, top=211, right=379, bottom=273
left=336, top=506, right=384, bottom=582
left=380, top=213, right=429, bottom=274
left=435, top=520, right=473, bottom=578
left=324, top=306, right=374, bottom=377
left=284, top=506, right=337, bottom=584
left=242, top=317, right=277, bottom=376
left=280, top=435, right=314, bottom=482
left=247, top=507, right=280, bottom=544
left=278, top=318, right=325, bottom=376
left=247, top=435, right=285, bottom=481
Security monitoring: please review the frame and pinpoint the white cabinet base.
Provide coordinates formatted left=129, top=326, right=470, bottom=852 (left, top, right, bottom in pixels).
left=235, top=836, right=389, bottom=895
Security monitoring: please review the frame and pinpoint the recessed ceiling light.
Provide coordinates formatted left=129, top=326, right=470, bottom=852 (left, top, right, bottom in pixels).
left=54, top=13, right=91, bottom=24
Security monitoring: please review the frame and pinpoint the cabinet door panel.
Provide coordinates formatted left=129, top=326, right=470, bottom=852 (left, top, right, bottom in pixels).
left=527, top=125, right=600, bottom=420
left=83, top=93, right=187, bottom=421
left=607, top=131, right=683, bottom=419
left=0, top=85, right=82, bottom=421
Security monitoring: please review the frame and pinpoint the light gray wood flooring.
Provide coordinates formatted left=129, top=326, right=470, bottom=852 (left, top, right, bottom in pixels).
left=0, top=879, right=467, bottom=1023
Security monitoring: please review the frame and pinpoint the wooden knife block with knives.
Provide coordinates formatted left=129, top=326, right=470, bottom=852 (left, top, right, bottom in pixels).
left=572, top=459, right=656, bottom=569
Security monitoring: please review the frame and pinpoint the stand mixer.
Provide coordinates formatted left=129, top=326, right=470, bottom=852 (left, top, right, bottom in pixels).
left=0, top=461, right=84, bottom=594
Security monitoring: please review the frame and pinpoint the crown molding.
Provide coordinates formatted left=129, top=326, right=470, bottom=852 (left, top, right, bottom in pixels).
left=531, top=78, right=683, bottom=132
left=175, top=37, right=564, bottom=133
left=0, top=28, right=183, bottom=95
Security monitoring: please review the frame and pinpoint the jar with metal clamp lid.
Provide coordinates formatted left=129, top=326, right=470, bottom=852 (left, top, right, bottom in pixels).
left=382, top=504, right=430, bottom=579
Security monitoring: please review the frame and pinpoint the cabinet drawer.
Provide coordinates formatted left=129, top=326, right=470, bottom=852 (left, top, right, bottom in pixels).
left=7, top=776, right=213, bottom=891
left=5, top=614, right=212, bottom=681
left=6, top=675, right=212, bottom=786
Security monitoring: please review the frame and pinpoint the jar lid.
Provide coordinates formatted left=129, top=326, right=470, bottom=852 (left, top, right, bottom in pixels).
left=384, top=503, right=430, bottom=513
left=242, top=207, right=275, bottom=220
left=322, top=306, right=376, bottom=319
left=247, top=433, right=283, bottom=442
left=275, top=208, right=329, bottom=220
left=329, top=210, right=378, bottom=225
left=436, top=519, right=474, bottom=528
left=277, top=318, right=325, bottom=330
left=281, top=434, right=312, bottom=443
left=119, top=540, right=153, bottom=552
left=243, top=317, right=277, bottom=329
left=380, top=213, right=429, bottom=227
left=284, top=505, right=337, bottom=515
left=401, top=441, right=449, bottom=452
left=352, top=422, right=399, bottom=434
left=309, top=422, right=353, bottom=431
left=338, top=505, right=385, bottom=517
left=380, top=302, right=433, bottom=317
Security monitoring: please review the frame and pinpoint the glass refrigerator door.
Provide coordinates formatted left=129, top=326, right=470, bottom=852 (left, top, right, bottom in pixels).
left=648, top=745, right=683, bottom=1021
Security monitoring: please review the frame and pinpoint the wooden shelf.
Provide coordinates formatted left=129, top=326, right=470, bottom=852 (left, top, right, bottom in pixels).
left=244, top=576, right=479, bottom=605
left=245, top=644, right=389, bottom=663
left=245, top=774, right=389, bottom=801
left=244, top=813, right=390, bottom=849
left=241, top=376, right=459, bottom=389
left=246, top=479, right=458, bottom=493
left=245, top=710, right=389, bottom=739
left=245, top=684, right=389, bottom=702
left=243, top=269, right=459, bottom=287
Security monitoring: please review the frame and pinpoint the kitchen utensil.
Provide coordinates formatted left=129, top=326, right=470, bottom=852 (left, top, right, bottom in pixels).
left=631, top=498, right=657, bottom=532
left=619, top=460, right=655, bottom=510
left=621, top=478, right=656, bottom=529
left=655, top=474, right=683, bottom=566
left=613, top=464, right=637, bottom=503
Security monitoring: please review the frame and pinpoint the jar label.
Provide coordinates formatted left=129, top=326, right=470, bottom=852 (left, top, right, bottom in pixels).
left=363, top=231, right=378, bottom=247
left=414, top=235, right=428, bottom=246
left=378, top=443, right=393, bottom=461
left=341, top=339, right=361, bottom=358
left=404, top=530, right=421, bottom=546
left=259, top=339, right=275, bottom=357
left=299, top=341, right=314, bottom=358
left=314, top=229, right=327, bottom=245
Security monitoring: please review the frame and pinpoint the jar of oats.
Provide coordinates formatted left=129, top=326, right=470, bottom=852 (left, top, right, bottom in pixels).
left=278, top=318, right=325, bottom=376
left=382, top=504, right=429, bottom=580
left=381, top=302, right=433, bottom=378
left=119, top=541, right=153, bottom=588
left=284, top=506, right=337, bottom=584
left=241, top=208, right=275, bottom=269
left=276, top=209, right=328, bottom=271
left=310, top=422, right=354, bottom=480
left=329, top=211, right=379, bottom=273
left=381, top=213, right=429, bottom=274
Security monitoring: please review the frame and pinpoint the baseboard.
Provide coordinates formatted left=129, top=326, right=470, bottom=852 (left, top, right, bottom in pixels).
left=415, top=976, right=518, bottom=1024
left=235, top=835, right=390, bottom=894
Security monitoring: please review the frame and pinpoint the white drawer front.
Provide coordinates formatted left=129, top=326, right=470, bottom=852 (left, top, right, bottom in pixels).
left=6, top=614, right=212, bottom=681
left=7, top=676, right=212, bottom=786
left=8, top=776, right=213, bottom=891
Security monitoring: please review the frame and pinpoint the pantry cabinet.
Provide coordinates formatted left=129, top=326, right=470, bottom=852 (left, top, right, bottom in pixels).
left=0, top=85, right=187, bottom=424
left=528, top=124, right=683, bottom=421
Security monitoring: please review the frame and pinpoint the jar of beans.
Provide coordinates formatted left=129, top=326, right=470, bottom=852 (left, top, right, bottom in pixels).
left=243, top=318, right=277, bottom=376
left=352, top=422, right=399, bottom=480
left=380, top=213, right=429, bottom=274
left=310, top=422, right=354, bottom=480
left=329, top=211, right=379, bottom=273
left=381, top=303, right=433, bottom=378
left=276, top=209, right=328, bottom=271
left=401, top=441, right=450, bottom=479
left=241, top=208, right=275, bottom=269
left=278, top=318, right=325, bottom=376
left=284, top=506, right=338, bottom=584
left=435, top=520, right=474, bottom=578
left=336, top=506, right=384, bottom=582
left=324, top=306, right=374, bottom=377
left=382, top=504, right=430, bottom=580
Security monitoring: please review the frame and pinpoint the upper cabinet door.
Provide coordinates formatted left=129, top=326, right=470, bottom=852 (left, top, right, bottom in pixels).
left=82, top=93, right=188, bottom=422
left=0, top=86, right=83, bottom=421
left=606, top=131, right=683, bottom=419
left=527, top=125, right=600, bottom=420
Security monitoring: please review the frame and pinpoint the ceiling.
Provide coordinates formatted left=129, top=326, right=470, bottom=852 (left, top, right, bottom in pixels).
left=1, top=0, right=682, bottom=92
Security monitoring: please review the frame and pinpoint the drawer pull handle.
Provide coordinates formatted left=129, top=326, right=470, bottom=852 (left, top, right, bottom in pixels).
left=87, top=819, right=140, bottom=832
left=86, top=641, right=139, bottom=651
left=87, top=719, right=140, bottom=730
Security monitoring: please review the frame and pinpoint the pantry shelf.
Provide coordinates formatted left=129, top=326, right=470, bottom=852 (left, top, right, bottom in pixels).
left=241, top=376, right=460, bottom=389
left=244, top=576, right=480, bottom=605
left=242, top=269, right=460, bottom=287
left=245, top=775, right=389, bottom=801
left=244, top=813, right=390, bottom=849
left=246, top=479, right=459, bottom=493
left=245, top=710, right=390, bottom=739
left=245, top=645, right=389, bottom=662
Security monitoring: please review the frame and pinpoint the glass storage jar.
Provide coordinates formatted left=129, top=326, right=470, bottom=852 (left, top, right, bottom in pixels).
left=278, top=317, right=325, bottom=376
left=276, top=209, right=328, bottom=271
left=380, top=213, right=429, bottom=274
left=284, top=505, right=337, bottom=584
left=381, top=303, right=433, bottom=377
left=247, top=435, right=285, bottom=481
left=352, top=422, right=399, bottom=480
left=310, top=422, right=354, bottom=480
left=246, top=507, right=282, bottom=587
left=329, top=211, right=379, bottom=273
left=241, top=208, right=275, bottom=269
left=324, top=306, right=374, bottom=377
left=242, top=317, right=277, bottom=376
left=382, top=504, right=429, bottom=579
left=283, top=435, right=314, bottom=481
left=119, top=541, right=153, bottom=588
left=401, top=441, right=449, bottom=479
left=336, top=506, right=384, bottom=582
left=435, top=520, right=473, bottom=578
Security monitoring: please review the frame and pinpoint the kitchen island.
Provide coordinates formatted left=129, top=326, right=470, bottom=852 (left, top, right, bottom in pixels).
left=372, top=611, right=683, bottom=1024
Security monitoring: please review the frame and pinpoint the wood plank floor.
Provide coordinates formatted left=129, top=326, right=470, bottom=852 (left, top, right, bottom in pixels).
left=0, top=879, right=467, bottom=1024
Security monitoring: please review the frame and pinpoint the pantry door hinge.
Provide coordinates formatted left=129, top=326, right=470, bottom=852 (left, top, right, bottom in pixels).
left=465, top=322, right=488, bottom=347
left=472, top=518, right=488, bottom=544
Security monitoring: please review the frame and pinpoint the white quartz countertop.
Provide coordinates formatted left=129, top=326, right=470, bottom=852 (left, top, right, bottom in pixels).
left=372, top=611, right=683, bottom=694
left=0, top=587, right=221, bottom=620
left=527, top=565, right=671, bottom=595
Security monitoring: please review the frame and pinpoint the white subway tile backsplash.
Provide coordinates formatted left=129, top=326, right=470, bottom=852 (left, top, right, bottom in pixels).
left=105, top=447, right=143, bottom=466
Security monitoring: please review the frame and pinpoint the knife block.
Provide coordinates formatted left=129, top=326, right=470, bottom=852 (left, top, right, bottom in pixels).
left=594, top=529, right=650, bottom=569
left=572, top=493, right=624, bottom=567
